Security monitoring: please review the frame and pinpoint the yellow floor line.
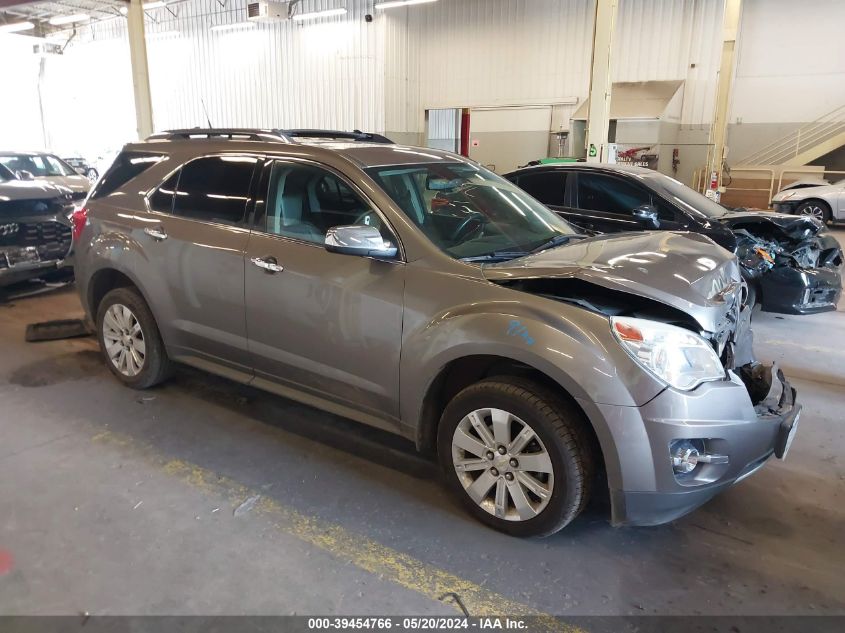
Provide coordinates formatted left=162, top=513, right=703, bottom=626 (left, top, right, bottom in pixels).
left=92, top=430, right=579, bottom=632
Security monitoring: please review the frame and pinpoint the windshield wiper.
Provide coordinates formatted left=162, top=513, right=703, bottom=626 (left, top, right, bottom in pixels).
left=529, top=234, right=581, bottom=254
left=460, top=251, right=529, bottom=263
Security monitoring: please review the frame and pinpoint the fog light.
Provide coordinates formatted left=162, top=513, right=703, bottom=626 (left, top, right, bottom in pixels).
left=671, top=440, right=702, bottom=474
left=670, top=439, right=730, bottom=475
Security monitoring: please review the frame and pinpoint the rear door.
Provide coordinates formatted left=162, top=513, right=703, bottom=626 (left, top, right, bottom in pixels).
left=244, top=158, right=405, bottom=421
left=511, top=169, right=598, bottom=229
left=135, top=154, right=260, bottom=375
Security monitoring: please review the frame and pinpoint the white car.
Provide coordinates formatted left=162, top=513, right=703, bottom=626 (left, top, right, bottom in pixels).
left=771, top=179, right=845, bottom=224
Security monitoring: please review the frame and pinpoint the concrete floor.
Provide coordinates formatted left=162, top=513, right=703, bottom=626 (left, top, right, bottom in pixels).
left=1, top=229, right=844, bottom=617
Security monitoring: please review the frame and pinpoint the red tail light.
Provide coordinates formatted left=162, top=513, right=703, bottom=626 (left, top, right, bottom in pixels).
left=71, top=207, right=88, bottom=241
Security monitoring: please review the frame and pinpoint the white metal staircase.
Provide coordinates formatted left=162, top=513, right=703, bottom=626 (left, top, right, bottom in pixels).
left=735, top=104, right=845, bottom=167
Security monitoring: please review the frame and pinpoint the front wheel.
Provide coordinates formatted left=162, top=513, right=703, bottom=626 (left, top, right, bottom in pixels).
left=438, top=378, right=594, bottom=537
left=795, top=200, right=831, bottom=224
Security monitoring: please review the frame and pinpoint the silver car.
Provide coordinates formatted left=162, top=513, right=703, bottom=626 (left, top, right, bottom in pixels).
left=73, top=129, right=801, bottom=536
left=0, top=151, right=91, bottom=202
left=771, top=178, right=845, bottom=223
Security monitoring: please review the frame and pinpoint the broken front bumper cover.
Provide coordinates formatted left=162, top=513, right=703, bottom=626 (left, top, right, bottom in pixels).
left=594, top=363, right=800, bottom=527
left=759, top=265, right=842, bottom=314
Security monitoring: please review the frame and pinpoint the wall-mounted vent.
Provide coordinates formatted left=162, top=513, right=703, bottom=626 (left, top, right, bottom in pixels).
left=247, top=1, right=289, bottom=22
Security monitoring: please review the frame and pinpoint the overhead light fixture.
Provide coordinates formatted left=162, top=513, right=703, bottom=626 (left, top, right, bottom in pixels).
left=144, top=1, right=168, bottom=9
left=119, top=7, right=128, bottom=15
left=375, top=0, right=437, bottom=9
left=292, top=8, right=348, bottom=21
left=210, top=21, right=257, bottom=32
left=48, top=13, right=89, bottom=26
left=0, top=21, right=35, bottom=33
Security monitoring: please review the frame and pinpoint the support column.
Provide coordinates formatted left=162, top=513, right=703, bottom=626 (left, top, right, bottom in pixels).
left=706, top=0, right=743, bottom=197
left=127, top=0, right=154, bottom=139
left=585, top=0, right=618, bottom=163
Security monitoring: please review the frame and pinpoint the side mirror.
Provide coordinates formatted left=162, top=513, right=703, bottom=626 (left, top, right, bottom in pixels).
left=633, top=204, right=660, bottom=229
left=17, top=170, right=35, bottom=181
left=325, top=225, right=398, bottom=259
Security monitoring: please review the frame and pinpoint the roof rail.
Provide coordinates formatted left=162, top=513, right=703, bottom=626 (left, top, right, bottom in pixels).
left=145, top=128, right=394, bottom=144
left=147, top=128, right=292, bottom=142
left=281, top=129, right=394, bottom=144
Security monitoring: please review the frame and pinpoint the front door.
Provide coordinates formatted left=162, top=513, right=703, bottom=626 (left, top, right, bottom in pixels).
left=572, top=171, right=688, bottom=234
left=244, top=159, right=405, bottom=421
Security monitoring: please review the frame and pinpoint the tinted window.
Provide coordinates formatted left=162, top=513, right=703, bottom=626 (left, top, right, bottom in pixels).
left=516, top=171, right=566, bottom=206
left=148, top=171, right=179, bottom=214
left=0, top=154, right=73, bottom=177
left=91, top=152, right=164, bottom=199
left=576, top=173, right=650, bottom=216
left=263, top=162, right=378, bottom=245
left=173, top=156, right=257, bottom=225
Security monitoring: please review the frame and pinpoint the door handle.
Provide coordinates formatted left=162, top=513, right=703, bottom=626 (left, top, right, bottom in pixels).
left=144, top=226, right=168, bottom=241
left=251, top=256, right=284, bottom=274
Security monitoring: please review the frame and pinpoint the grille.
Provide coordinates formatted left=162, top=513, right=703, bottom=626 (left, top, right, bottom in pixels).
left=18, top=221, right=72, bottom=260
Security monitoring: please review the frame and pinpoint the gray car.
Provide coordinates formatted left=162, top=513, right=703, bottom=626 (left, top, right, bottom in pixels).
left=0, top=151, right=91, bottom=202
left=771, top=178, right=845, bottom=223
left=73, top=129, right=801, bottom=536
left=1, top=163, right=75, bottom=287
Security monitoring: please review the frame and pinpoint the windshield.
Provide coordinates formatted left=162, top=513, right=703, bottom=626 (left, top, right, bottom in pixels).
left=366, top=162, right=578, bottom=260
left=643, top=172, right=728, bottom=219
left=0, top=154, right=76, bottom=178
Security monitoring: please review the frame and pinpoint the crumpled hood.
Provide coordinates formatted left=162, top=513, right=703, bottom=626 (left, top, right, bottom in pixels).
left=718, top=209, right=824, bottom=239
left=483, top=231, right=742, bottom=332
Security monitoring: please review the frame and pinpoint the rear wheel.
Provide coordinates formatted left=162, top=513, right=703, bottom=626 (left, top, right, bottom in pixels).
left=795, top=200, right=831, bottom=224
left=438, top=378, right=594, bottom=537
left=96, top=287, right=172, bottom=389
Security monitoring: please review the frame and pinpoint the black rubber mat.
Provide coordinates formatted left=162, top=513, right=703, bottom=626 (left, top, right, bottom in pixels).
left=25, top=319, right=92, bottom=343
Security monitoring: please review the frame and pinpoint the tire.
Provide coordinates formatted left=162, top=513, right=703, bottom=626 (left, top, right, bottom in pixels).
left=85, top=168, right=99, bottom=183
left=437, top=377, right=594, bottom=537
left=96, top=287, right=172, bottom=389
left=795, top=200, right=831, bottom=224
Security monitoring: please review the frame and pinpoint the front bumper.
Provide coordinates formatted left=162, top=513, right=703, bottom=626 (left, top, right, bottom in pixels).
left=759, top=265, right=842, bottom=314
left=771, top=201, right=797, bottom=214
left=596, top=366, right=800, bottom=526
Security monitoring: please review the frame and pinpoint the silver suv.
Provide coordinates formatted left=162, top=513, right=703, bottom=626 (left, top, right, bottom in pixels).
left=74, top=129, right=801, bottom=537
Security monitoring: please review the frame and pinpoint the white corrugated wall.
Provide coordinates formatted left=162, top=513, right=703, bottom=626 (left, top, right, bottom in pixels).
left=17, top=0, right=727, bottom=155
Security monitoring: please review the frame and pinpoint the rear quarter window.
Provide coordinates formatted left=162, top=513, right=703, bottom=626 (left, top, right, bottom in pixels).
left=89, top=152, right=165, bottom=200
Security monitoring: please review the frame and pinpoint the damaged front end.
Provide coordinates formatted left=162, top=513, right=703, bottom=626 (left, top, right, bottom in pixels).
left=484, top=230, right=797, bottom=426
left=1, top=198, right=74, bottom=288
left=726, top=213, right=843, bottom=314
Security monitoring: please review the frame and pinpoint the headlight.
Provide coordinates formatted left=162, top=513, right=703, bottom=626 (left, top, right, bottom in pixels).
left=610, top=317, right=725, bottom=391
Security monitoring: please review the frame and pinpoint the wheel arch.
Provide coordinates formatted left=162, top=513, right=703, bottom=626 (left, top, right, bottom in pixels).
left=415, top=354, right=608, bottom=490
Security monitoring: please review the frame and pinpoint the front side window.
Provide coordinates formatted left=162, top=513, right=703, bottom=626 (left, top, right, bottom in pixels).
left=262, top=162, right=386, bottom=245
left=172, top=156, right=258, bottom=225
left=515, top=171, right=567, bottom=206
left=576, top=173, right=651, bottom=216
left=366, top=162, right=578, bottom=261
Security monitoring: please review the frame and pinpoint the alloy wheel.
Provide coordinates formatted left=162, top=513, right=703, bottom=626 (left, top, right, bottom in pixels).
left=102, top=303, right=146, bottom=377
left=800, top=204, right=825, bottom=221
left=451, top=408, right=554, bottom=521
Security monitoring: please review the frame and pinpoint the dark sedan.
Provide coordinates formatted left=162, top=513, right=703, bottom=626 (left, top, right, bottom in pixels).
left=505, top=164, right=843, bottom=315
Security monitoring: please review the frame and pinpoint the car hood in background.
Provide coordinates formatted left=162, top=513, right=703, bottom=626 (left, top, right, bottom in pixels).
left=0, top=179, right=70, bottom=203
left=38, top=174, right=90, bottom=194
left=482, top=231, right=742, bottom=333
